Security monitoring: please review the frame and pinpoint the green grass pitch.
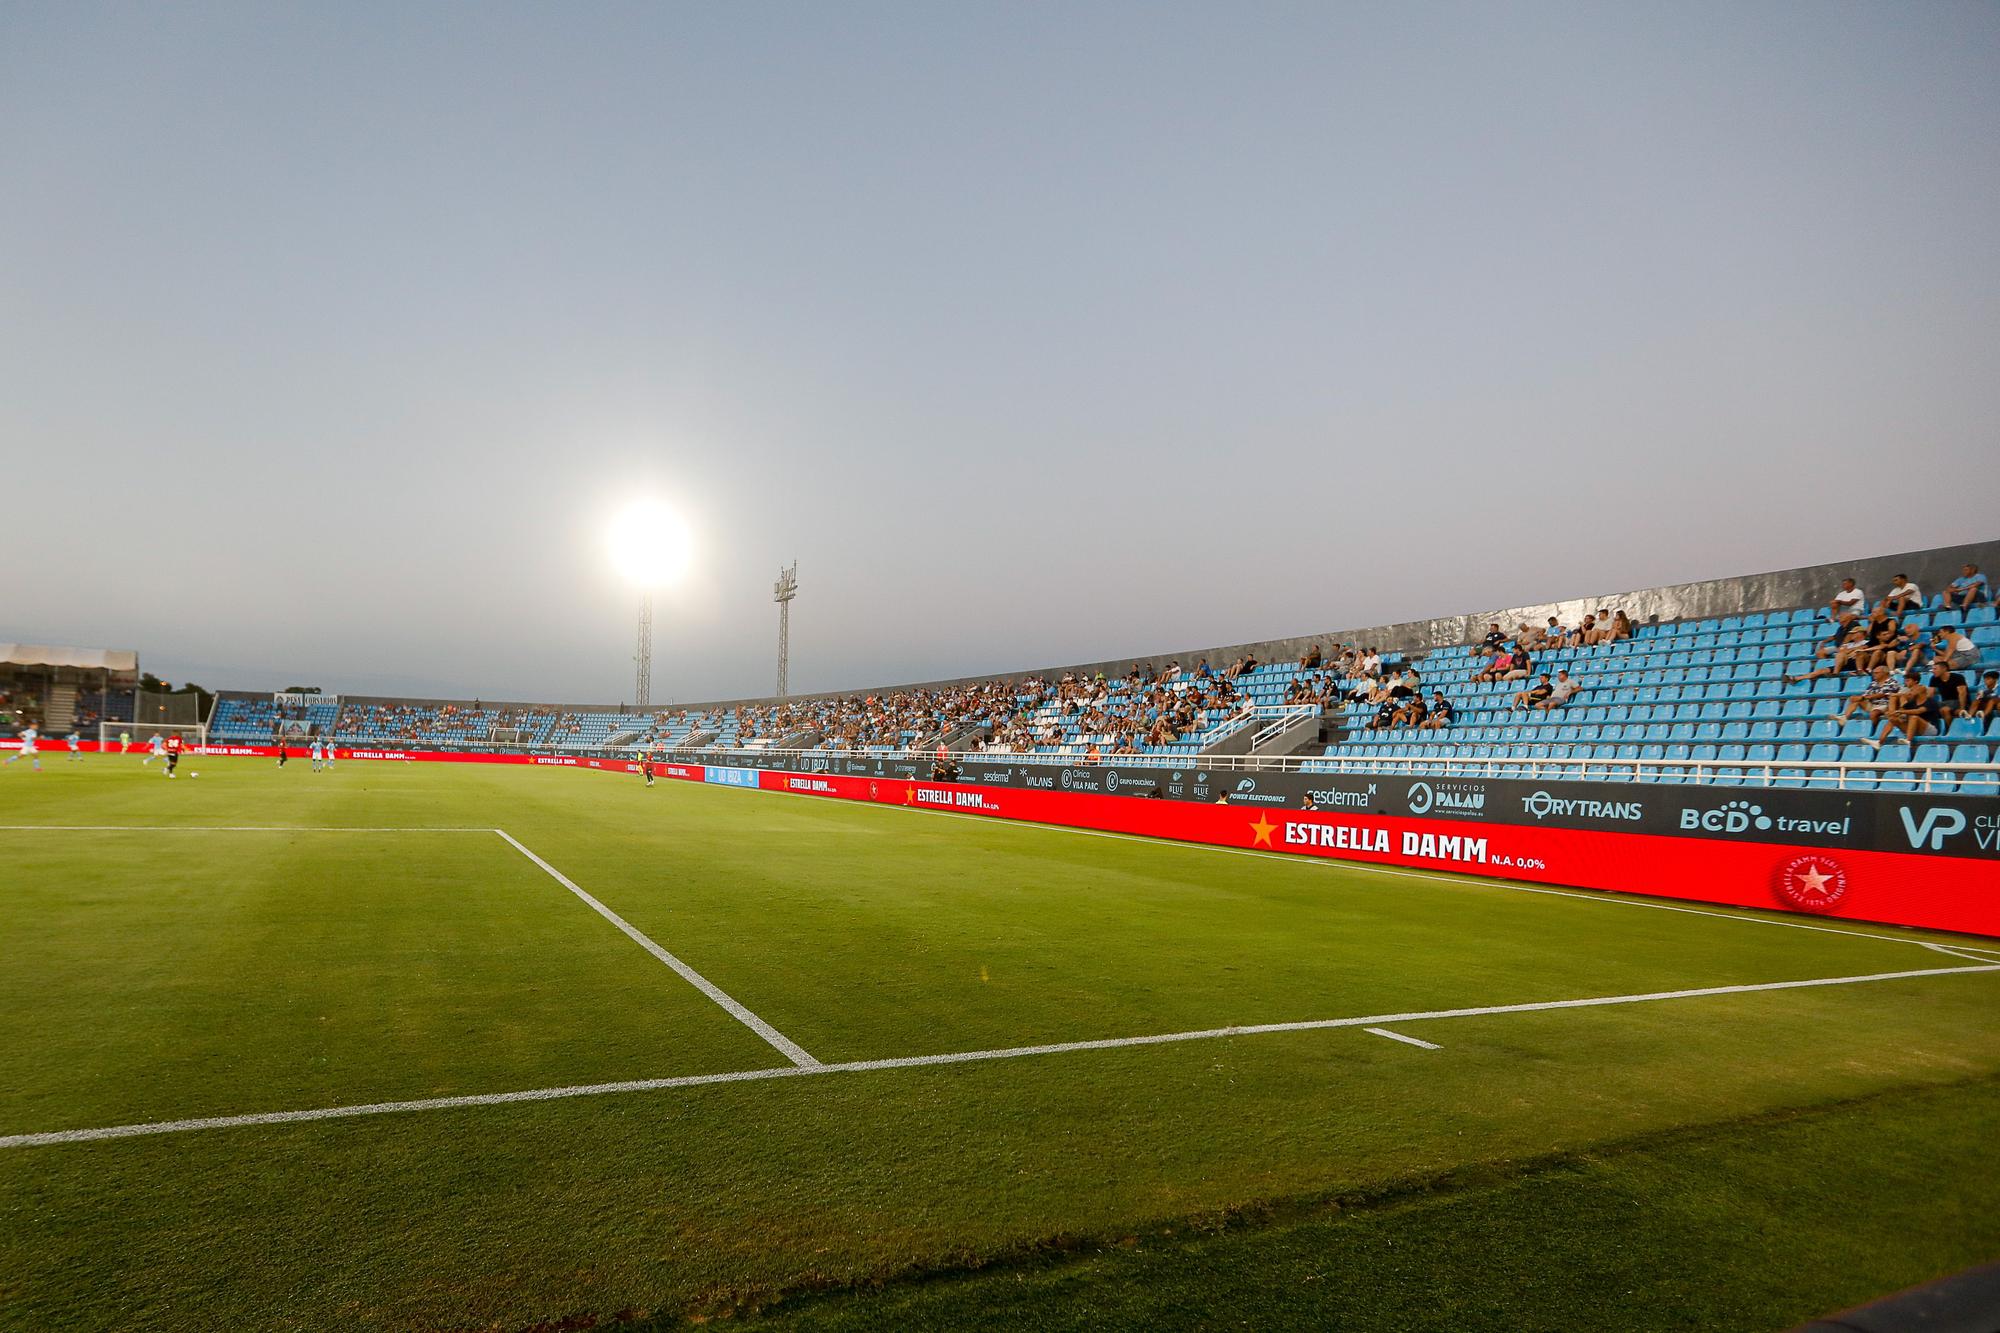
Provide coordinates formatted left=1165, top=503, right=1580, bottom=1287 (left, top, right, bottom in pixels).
left=2, top=753, right=1997, bottom=1330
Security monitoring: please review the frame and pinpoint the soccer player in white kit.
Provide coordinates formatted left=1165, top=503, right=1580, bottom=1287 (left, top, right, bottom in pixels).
left=144, top=734, right=166, bottom=765
left=5, top=726, right=40, bottom=771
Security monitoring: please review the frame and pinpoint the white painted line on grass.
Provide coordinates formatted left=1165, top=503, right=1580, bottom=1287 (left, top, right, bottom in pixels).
left=1364, top=1027, right=1441, bottom=1050
left=492, top=828, right=820, bottom=1069
left=711, top=781, right=1991, bottom=957
left=1921, top=941, right=1999, bottom=963
left=0, top=825, right=496, bottom=832
left=7, top=959, right=1992, bottom=1151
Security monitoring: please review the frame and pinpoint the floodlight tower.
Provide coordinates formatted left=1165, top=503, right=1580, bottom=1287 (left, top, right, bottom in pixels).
left=606, top=499, right=692, bottom=712
left=774, top=561, right=798, bottom=697
left=635, top=592, right=654, bottom=708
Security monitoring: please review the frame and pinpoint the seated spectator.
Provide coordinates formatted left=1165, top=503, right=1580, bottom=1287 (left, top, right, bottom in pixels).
left=1476, top=624, right=1507, bottom=656
left=1471, top=649, right=1516, bottom=684
left=1298, top=643, right=1322, bottom=670
left=1828, top=577, right=1867, bottom=620
left=1929, top=660, right=1970, bottom=728
left=1943, top=563, right=1989, bottom=614
left=1605, top=610, right=1634, bottom=643
left=1419, top=691, right=1456, bottom=729
left=1785, top=614, right=1865, bottom=684
left=1392, top=692, right=1428, bottom=728
left=1564, top=614, right=1597, bottom=648
left=1870, top=671, right=1940, bottom=751
left=1512, top=673, right=1555, bottom=708
left=1880, top=573, right=1923, bottom=616
left=1368, top=698, right=1398, bottom=730
left=1536, top=669, right=1584, bottom=711
left=1832, top=665, right=1900, bottom=727
left=1933, top=626, right=1981, bottom=673
left=1583, top=609, right=1618, bottom=646
left=1536, top=616, right=1565, bottom=648
left=1500, top=646, right=1532, bottom=681
left=1970, top=670, right=2000, bottom=727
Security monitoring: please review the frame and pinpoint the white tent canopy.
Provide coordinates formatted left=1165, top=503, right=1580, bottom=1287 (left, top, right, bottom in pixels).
left=0, top=644, right=140, bottom=673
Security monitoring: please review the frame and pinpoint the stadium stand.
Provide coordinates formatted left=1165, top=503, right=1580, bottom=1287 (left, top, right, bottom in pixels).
left=195, top=544, right=1998, bottom=791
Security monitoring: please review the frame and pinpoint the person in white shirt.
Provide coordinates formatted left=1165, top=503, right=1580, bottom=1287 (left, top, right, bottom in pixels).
left=1829, top=578, right=1867, bottom=620
left=1880, top=573, right=1922, bottom=616
left=1934, top=627, right=1981, bottom=672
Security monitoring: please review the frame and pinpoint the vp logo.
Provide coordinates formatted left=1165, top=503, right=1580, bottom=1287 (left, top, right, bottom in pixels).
left=1899, top=806, right=1967, bottom=851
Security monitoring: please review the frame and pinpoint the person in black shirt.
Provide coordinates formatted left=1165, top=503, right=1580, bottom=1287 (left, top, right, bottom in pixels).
left=1478, top=624, right=1507, bottom=656
left=1929, top=663, right=1969, bottom=727
left=1421, top=692, right=1456, bottom=730
left=1513, top=673, right=1555, bottom=709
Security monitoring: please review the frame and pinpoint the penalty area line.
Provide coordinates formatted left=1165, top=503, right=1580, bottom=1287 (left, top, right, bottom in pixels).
left=1364, top=1027, right=1441, bottom=1050
left=6, top=959, right=1993, bottom=1150
left=492, top=829, right=820, bottom=1069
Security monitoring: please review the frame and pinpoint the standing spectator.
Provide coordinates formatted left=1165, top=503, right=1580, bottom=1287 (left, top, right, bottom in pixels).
left=1942, top=563, right=1989, bottom=614
left=1828, top=578, right=1868, bottom=620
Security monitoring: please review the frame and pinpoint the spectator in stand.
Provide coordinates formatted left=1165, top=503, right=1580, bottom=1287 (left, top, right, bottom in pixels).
left=1501, top=644, right=1532, bottom=682
left=1582, top=609, right=1620, bottom=646
left=1392, top=690, right=1428, bottom=728
left=1880, top=573, right=1923, bottom=616
left=1933, top=625, right=1981, bottom=673
left=1563, top=614, right=1597, bottom=649
left=1970, top=670, right=2000, bottom=727
left=1870, top=671, right=1940, bottom=751
left=1785, top=613, right=1864, bottom=684
left=1943, top=563, right=1989, bottom=614
left=1929, top=658, right=1970, bottom=729
left=1512, top=673, right=1555, bottom=709
left=1536, top=669, right=1584, bottom=711
left=1471, top=646, right=1517, bottom=684
left=1477, top=624, right=1507, bottom=656
left=1828, top=577, right=1867, bottom=620
left=1420, top=691, right=1456, bottom=729
left=1606, top=610, right=1634, bottom=643
left=1298, top=643, right=1322, bottom=670
left=1832, top=665, right=1900, bottom=728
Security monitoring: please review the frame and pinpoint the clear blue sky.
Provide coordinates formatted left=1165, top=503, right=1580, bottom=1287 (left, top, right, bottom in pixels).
left=4, top=1, right=1995, bottom=702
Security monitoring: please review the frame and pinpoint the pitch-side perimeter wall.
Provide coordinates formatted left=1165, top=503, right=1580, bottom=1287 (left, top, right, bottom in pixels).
left=29, top=738, right=1996, bottom=938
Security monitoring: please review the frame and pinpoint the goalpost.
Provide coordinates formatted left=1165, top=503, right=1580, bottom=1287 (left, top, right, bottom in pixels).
left=101, top=721, right=207, bottom=748
left=101, top=688, right=208, bottom=748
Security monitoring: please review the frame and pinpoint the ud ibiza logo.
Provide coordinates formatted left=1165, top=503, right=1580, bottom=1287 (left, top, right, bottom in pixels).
left=1773, top=854, right=1849, bottom=914
left=1899, top=807, right=1967, bottom=851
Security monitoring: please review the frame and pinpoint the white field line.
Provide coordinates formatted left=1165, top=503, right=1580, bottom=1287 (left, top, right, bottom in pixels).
left=688, top=778, right=1995, bottom=957
left=0, top=825, right=497, bottom=832
left=1921, top=941, right=2000, bottom=963
left=1364, top=1027, right=1441, bottom=1050
left=492, top=829, right=820, bottom=1069
left=6, top=959, right=1994, bottom=1151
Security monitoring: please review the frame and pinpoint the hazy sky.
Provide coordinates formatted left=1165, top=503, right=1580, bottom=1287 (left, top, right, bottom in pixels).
left=4, top=2, right=1996, bottom=703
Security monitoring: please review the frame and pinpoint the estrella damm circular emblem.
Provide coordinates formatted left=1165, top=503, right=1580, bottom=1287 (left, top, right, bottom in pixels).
left=1773, top=854, right=1848, bottom=914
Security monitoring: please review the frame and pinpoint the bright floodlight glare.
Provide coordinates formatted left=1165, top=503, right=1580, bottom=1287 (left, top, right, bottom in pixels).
left=607, top=500, right=693, bottom=588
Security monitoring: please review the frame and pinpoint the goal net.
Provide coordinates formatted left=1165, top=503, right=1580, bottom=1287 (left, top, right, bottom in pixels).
left=100, top=721, right=207, bottom=748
